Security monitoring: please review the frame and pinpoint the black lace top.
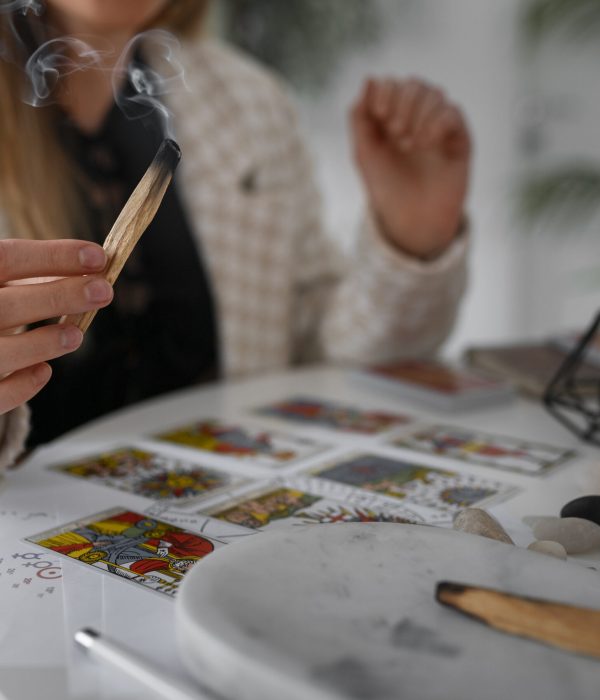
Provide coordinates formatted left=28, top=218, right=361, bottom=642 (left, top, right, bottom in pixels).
left=27, top=84, right=219, bottom=446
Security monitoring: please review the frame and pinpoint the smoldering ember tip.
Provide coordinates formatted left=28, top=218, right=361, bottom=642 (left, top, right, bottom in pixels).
left=156, top=138, right=182, bottom=172
left=436, top=581, right=468, bottom=601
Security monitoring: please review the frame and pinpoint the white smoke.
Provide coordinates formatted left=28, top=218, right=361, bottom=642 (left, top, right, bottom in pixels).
left=113, top=30, right=187, bottom=139
left=17, top=24, right=188, bottom=138
left=0, top=1, right=42, bottom=15
left=25, top=36, right=105, bottom=105
left=0, top=0, right=43, bottom=60
left=1, top=6, right=186, bottom=137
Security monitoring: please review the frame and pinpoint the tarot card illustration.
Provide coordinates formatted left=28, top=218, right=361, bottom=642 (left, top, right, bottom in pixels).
left=209, top=486, right=321, bottom=529
left=50, top=447, right=244, bottom=503
left=207, top=483, right=424, bottom=532
left=154, top=419, right=328, bottom=468
left=390, top=425, right=575, bottom=475
left=255, top=396, right=411, bottom=434
left=144, top=503, right=258, bottom=545
left=26, top=508, right=222, bottom=598
left=311, top=453, right=514, bottom=513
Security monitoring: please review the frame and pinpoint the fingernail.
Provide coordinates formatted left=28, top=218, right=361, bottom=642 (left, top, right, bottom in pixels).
left=85, top=279, right=112, bottom=303
left=79, top=245, right=106, bottom=270
left=33, top=363, right=52, bottom=386
left=60, top=325, right=83, bottom=350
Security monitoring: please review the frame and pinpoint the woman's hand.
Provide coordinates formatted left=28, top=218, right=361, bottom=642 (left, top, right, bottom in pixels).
left=350, top=77, right=471, bottom=260
left=0, top=239, right=113, bottom=413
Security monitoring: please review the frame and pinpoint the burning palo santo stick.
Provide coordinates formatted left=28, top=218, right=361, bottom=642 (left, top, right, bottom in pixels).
left=61, top=138, right=181, bottom=333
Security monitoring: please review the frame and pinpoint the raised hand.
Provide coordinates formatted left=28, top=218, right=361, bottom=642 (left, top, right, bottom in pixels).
left=350, top=77, right=471, bottom=259
left=0, top=239, right=113, bottom=413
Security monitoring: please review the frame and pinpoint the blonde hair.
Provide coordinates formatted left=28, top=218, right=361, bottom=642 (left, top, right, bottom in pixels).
left=0, top=0, right=209, bottom=241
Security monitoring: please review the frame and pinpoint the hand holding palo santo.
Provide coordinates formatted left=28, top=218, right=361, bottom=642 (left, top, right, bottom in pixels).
left=61, top=138, right=182, bottom=333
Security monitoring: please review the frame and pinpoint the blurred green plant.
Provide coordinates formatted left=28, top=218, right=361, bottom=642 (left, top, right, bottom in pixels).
left=521, top=0, right=600, bottom=45
left=518, top=163, right=600, bottom=226
left=518, top=0, right=600, bottom=227
left=219, top=0, right=381, bottom=92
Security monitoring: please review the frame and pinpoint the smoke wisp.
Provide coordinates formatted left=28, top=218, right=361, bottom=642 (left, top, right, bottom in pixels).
left=1, top=5, right=186, bottom=138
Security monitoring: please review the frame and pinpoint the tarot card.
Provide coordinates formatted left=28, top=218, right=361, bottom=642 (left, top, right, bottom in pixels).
left=154, top=419, right=328, bottom=468
left=360, top=359, right=514, bottom=410
left=255, top=396, right=411, bottom=434
left=144, top=504, right=258, bottom=544
left=311, top=453, right=514, bottom=513
left=50, top=447, right=245, bottom=503
left=287, top=475, right=452, bottom=526
left=391, top=425, right=576, bottom=475
left=25, top=508, right=223, bottom=598
left=206, top=481, right=425, bottom=532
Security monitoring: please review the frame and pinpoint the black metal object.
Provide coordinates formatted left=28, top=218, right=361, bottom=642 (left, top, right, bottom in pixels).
left=544, top=310, right=600, bottom=445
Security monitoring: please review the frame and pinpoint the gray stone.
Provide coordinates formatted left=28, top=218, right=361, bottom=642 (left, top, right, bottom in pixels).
left=453, top=508, right=514, bottom=544
left=529, top=516, right=600, bottom=554
left=527, top=540, right=568, bottom=560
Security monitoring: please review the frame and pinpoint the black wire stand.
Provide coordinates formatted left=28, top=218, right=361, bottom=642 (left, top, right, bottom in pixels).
left=544, top=310, right=600, bottom=446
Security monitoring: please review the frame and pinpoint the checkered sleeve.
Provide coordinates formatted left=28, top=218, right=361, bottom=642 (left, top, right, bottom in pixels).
left=0, top=404, right=30, bottom=471
left=286, top=100, right=469, bottom=365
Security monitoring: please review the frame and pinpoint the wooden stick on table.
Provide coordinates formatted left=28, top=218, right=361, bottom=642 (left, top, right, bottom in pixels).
left=436, top=581, right=600, bottom=660
left=61, top=138, right=181, bottom=334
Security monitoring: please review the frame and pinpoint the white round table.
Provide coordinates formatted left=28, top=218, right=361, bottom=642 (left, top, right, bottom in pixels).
left=0, top=365, right=598, bottom=699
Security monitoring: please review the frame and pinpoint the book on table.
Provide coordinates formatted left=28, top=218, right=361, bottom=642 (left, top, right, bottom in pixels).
left=465, top=341, right=600, bottom=398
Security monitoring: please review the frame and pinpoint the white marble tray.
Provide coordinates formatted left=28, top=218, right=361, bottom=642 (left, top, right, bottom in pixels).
left=175, top=523, right=600, bottom=700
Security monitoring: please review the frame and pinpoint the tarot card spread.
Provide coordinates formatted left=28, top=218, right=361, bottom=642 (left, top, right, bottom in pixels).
left=50, top=447, right=246, bottom=503
left=254, top=396, right=412, bottom=434
left=391, top=426, right=575, bottom=475
left=310, top=453, right=514, bottom=513
left=26, top=508, right=223, bottom=598
left=154, top=419, right=328, bottom=467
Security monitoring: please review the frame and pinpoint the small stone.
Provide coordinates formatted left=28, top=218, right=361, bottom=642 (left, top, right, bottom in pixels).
left=560, top=495, right=600, bottom=526
left=453, top=508, right=514, bottom=544
left=527, top=540, right=567, bottom=560
left=530, top=516, right=600, bottom=554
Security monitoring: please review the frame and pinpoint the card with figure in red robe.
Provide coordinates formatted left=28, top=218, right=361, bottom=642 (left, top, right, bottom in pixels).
left=25, top=508, right=224, bottom=598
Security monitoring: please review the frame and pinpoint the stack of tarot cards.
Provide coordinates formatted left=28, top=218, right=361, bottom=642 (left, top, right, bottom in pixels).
left=358, top=359, right=515, bottom=410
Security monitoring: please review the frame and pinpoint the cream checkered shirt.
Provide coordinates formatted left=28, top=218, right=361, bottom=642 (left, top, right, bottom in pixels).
left=0, top=38, right=468, bottom=467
